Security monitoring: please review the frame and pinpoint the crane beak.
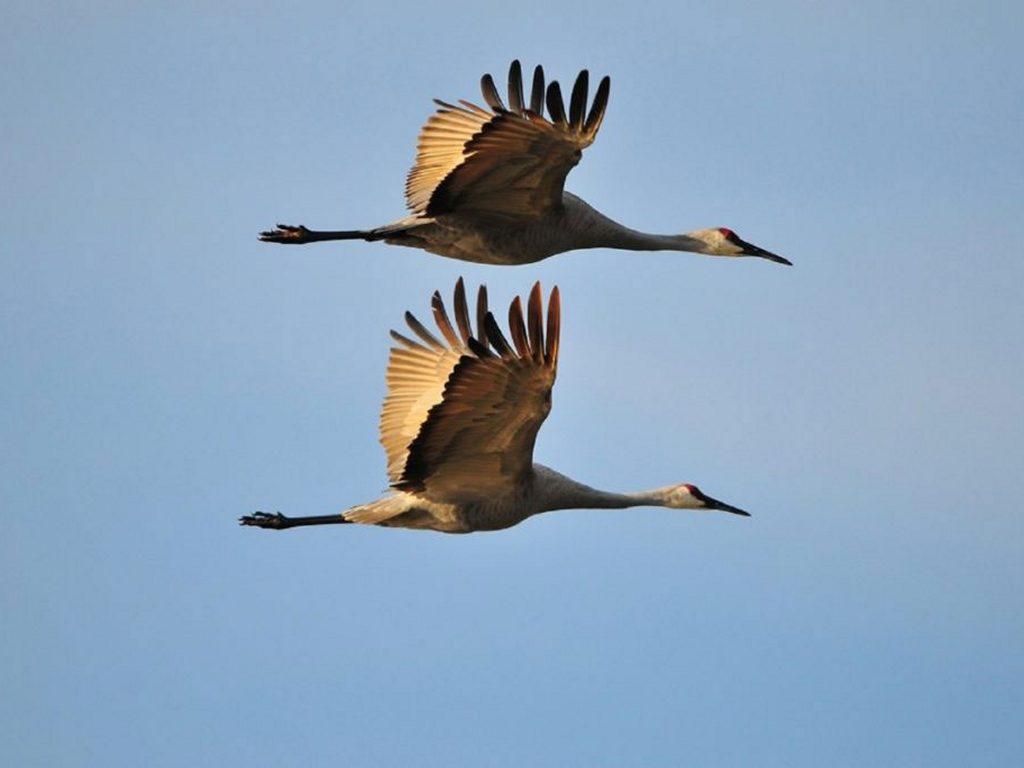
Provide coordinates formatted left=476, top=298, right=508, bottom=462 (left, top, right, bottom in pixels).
left=737, top=236, right=791, bottom=266
left=700, top=493, right=751, bottom=517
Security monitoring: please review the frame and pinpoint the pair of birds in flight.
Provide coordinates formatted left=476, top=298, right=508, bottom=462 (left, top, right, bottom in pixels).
left=241, top=60, right=788, bottom=534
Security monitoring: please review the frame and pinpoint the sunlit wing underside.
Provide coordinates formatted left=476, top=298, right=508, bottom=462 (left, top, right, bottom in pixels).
left=379, top=278, right=561, bottom=503
left=405, top=60, right=610, bottom=220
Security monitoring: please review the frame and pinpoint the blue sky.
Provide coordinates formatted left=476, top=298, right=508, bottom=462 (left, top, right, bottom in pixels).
left=3, top=1, right=1022, bottom=765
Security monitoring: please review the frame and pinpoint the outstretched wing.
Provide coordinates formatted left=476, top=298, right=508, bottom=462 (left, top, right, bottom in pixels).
left=379, top=278, right=561, bottom=503
left=380, top=277, right=480, bottom=483
left=405, top=60, right=610, bottom=220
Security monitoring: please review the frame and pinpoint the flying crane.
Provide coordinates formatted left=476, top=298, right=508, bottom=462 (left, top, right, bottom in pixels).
left=259, top=61, right=790, bottom=267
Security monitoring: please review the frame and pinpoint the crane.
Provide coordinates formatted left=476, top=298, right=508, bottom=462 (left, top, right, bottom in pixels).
left=259, top=61, right=790, bottom=267
left=239, top=279, right=751, bottom=534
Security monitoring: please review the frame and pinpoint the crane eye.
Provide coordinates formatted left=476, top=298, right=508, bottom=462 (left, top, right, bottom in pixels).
left=682, top=483, right=707, bottom=501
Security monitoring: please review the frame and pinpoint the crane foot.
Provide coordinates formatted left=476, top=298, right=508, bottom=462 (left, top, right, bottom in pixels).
left=259, top=224, right=311, bottom=243
left=239, top=511, right=289, bottom=529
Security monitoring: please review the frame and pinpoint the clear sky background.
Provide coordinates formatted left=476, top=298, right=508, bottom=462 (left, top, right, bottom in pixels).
left=3, top=1, right=1022, bottom=765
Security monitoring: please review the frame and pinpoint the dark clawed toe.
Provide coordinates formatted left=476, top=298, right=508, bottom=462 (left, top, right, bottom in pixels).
left=239, top=511, right=287, bottom=529
left=259, top=224, right=309, bottom=243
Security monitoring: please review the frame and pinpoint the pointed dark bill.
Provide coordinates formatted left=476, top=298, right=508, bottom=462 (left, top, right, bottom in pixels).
left=739, top=237, right=791, bottom=266
left=696, top=490, right=751, bottom=517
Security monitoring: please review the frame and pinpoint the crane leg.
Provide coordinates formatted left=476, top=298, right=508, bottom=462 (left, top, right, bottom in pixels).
left=258, top=224, right=377, bottom=244
left=239, top=511, right=352, bottom=529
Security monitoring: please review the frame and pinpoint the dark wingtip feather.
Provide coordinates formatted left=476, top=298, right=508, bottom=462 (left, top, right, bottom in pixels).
left=480, top=73, right=504, bottom=112
left=430, top=289, right=460, bottom=348
left=405, top=310, right=445, bottom=350
left=484, top=312, right=515, bottom=358
left=584, top=75, right=610, bottom=136
left=545, top=286, right=561, bottom=366
left=390, top=328, right=427, bottom=351
left=530, top=65, right=545, bottom=114
left=476, top=285, right=489, bottom=345
left=546, top=81, right=567, bottom=125
left=467, top=335, right=493, bottom=359
left=527, top=282, right=544, bottom=362
left=508, top=60, right=524, bottom=114
left=508, top=296, right=530, bottom=358
left=453, top=277, right=472, bottom=345
left=569, top=70, right=589, bottom=130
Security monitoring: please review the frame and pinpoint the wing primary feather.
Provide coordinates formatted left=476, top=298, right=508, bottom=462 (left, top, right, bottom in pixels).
left=508, top=296, right=530, bottom=358
left=546, top=81, right=567, bottom=125
left=467, top=336, right=493, bottom=359
left=569, top=70, right=589, bottom=130
left=584, top=75, right=611, bottom=136
left=457, top=99, right=492, bottom=117
left=430, top=290, right=461, bottom=348
left=484, top=312, right=515, bottom=358
left=390, top=328, right=428, bottom=352
left=480, top=73, right=504, bottom=112
left=412, top=64, right=602, bottom=221
left=453, top=277, right=473, bottom=345
left=527, top=282, right=544, bottom=362
left=404, top=310, right=445, bottom=351
left=545, top=286, right=561, bottom=366
left=530, top=65, right=545, bottom=114
left=508, top=60, right=524, bottom=114
left=476, top=285, right=489, bottom=346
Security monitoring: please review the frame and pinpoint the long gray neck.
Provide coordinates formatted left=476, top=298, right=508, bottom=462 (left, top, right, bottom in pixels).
left=533, top=465, right=670, bottom=512
left=596, top=226, right=707, bottom=253
left=563, top=193, right=707, bottom=253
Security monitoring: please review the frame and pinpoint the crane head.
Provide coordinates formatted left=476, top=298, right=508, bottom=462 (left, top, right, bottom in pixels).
left=687, top=228, right=791, bottom=265
left=667, top=483, right=750, bottom=516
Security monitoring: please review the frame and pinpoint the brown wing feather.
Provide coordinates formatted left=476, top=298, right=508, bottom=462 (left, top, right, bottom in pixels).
left=529, top=65, right=545, bottom=115
left=403, top=310, right=445, bottom=351
left=453, top=278, right=473, bottom=345
left=476, top=284, right=489, bottom=342
left=431, top=290, right=462, bottom=348
left=508, top=296, right=530, bottom=358
left=545, top=81, right=567, bottom=126
left=390, top=281, right=561, bottom=503
left=379, top=279, right=474, bottom=484
left=480, top=73, right=504, bottom=111
left=507, top=60, right=524, bottom=114
left=545, top=286, right=561, bottom=365
left=569, top=71, right=587, bottom=129
left=526, top=282, right=544, bottom=362
left=404, top=61, right=611, bottom=219
left=585, top=76, right=610, bottom=136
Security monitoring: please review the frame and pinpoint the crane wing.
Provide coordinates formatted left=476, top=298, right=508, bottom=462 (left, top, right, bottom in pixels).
left=405, top=60, right=610, bottom=220
left=380, top=278, right=478, bottom=484
left=379, top=279, right=561, bottom=503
